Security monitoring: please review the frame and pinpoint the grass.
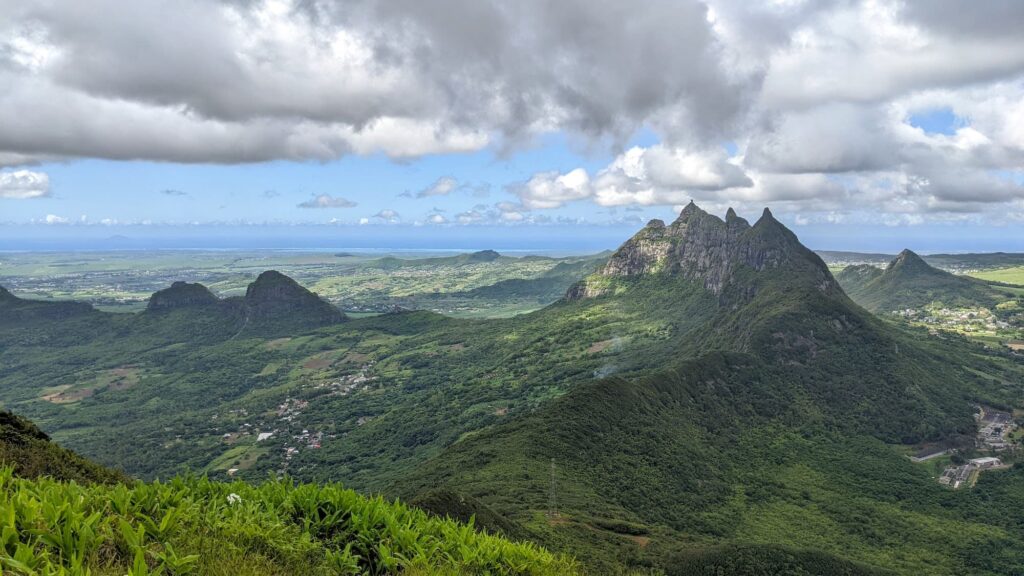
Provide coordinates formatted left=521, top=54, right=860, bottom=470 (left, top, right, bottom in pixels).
left=0, top=467, right=580, bottom=575
left=969, top=267, right=1024, bottom=286
left=204, top=444, right=268, bottom=473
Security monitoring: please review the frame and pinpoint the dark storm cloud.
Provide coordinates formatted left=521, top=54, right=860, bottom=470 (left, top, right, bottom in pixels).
left=0, top=0, right=751, bottom=165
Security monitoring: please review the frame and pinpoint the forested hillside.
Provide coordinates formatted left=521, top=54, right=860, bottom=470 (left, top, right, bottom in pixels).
left=836, top=249, right=1005, bottom=312
left=398, top=206, right=1024, bottom=574
left=3, top=205, right=1024, bottom=574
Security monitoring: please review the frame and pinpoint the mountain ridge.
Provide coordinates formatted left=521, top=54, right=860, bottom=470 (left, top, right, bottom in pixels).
left=397, top=204, right=1020, bottom=574
left=3, top=210, right=1024, bottom=575
left=568, top=203, right=836, bottom=301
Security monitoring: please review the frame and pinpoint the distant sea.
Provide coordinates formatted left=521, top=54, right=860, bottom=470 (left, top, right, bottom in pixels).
left=0, top=224, right=636, bottom=255
left=4, top=222, right=1024, bottom=254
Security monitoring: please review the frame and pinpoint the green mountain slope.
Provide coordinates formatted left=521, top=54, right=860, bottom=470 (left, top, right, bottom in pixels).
left=397, top=207, right=1024, bottom=574
left=837, top=249, right=1004, bottom=312
left=0, top=263, right=723, bottom=486
left=0, top=411, right=576, bottom=576
left=454, top=255, right=606, bottom=301
left=0, top=410, right=127, bottom=484
left=3, top=207, right=1024, bottom=574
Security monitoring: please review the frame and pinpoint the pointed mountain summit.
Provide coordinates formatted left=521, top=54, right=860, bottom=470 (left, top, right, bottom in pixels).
left=242, top=271, right=346, bottom=333
left=837, top=249, right=1002, bottom=312
left=725, top=207, right=749, bottom=230
left=887, top=249, right=935, bottom=276
left=147, top=281, right=220, bottom=311
left=567, top=204, right=834, bottom=299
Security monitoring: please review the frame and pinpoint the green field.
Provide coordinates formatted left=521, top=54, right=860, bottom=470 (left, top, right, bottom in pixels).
left=969, top=266, right=1024, bottom=286
left=0, top=250, right=602, bottom=318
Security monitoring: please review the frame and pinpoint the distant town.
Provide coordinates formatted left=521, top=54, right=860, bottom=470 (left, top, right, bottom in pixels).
left=914, top=406, right=1018, bottom=490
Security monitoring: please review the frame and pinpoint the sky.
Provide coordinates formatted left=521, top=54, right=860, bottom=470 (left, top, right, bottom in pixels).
left=1, top=0, right=1024, bottom=253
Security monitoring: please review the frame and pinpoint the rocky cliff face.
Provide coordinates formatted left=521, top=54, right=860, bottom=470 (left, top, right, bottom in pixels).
left=146, top=282, right=220, bottom=311
left=567, top=202, right=837, bottom=300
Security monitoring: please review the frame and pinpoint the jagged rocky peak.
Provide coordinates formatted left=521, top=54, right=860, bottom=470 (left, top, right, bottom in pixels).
left=725, top=207, right=749, bottom=230
left=590, top=212, right=675, bottom=279
left=147, top=281, right=219, bottom=311
left=567, top=203, right=836, bottom=300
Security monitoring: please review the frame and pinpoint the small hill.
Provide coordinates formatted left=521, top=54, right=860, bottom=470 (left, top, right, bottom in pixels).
left=0, top=410, right=127, bottom=483
left=467, top=249, right=502, bottom=262
left=146, top=281, right=220, bottom=311
left=836, top=249, right=1003, bottom=312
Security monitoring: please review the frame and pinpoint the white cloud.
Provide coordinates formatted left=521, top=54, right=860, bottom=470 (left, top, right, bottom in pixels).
left=756, top=1, right=1024, bottom=110
left=372, top=209, right=401, bottom=223
left=512, top=146, right=752, bottom=209
left=591, top=146, right=752, bottom=206
left=297, top=194, right=357, bottom=209
left=456, top=209, right=485, bottom=224
left=0, top=170, right=50, bottom=199
left=44, top=214, right=69, bottom=224
left=417, top=177, right=459, bottom=198
left=0, top=0, right=746, bottom=164
left=513, top=168, right=591, bottom=209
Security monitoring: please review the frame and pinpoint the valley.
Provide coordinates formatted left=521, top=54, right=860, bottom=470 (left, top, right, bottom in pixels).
left=5, top=205, right=1024, bottom=574
left=5, top=3, right=1023, bottom=573
left=0, top=249, right=604, bottom=318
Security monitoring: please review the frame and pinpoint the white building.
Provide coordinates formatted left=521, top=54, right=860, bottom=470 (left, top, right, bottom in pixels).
left=969, top=457, right=1002, bottom=469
